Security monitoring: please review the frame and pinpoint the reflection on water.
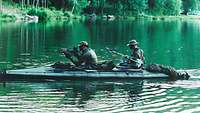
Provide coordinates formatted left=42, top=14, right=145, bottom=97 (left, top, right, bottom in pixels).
left=0, top=79, right=200, bottom=112
left=1, top=20, right=200, bottom=69
left=1, top=20, right=200, bottom=112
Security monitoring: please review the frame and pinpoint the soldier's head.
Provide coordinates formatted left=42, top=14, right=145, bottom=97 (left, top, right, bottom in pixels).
left=127, top=39, right=138, bottom=49
left=78, top=41, right=89, bottom=50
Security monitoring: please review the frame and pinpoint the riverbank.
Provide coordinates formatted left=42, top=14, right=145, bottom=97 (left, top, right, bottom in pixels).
left=0, top=1, right=83, bottom=22
left=1, top=1, right=200, bottom=22
left=105, top=15, right=200, bottom=21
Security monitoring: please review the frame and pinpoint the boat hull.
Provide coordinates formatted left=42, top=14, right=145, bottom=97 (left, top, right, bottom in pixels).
left=0, top=67, right=168, bottom=79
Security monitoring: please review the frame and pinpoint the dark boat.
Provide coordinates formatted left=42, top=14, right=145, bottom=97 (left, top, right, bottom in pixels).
left=0, top=66, right=169, bottom=80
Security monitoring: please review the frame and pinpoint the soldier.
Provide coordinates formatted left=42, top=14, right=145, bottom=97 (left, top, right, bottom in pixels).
left=61, top=41, right=98, bottom=69
left=123, top=39, right=145, bottom=69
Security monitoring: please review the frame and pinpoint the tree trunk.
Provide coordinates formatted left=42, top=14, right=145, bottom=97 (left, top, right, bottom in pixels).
left=36, top=0, right=39, bottom=9
left=42, top=0, right=47, bottom=8
left=45, top=0, right=48, bottom=8
left=33, top=0, right=36, bottom=7
left=71, top=0, right=77, bottom=14
left=21, top=0, right=24, bottom=9
left=43, top=0, right=47, bottom=8
left=27, top=0, right=30, bottom=6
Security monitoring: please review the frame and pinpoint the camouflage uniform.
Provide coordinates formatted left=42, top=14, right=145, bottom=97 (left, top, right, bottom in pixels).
left=120, top=39, right=144, bottom=69
left=77, top=47, right=97, bottom=67
left=70, top=41, right=98, bottom=69
left=128, top=47, right=144, bottom=68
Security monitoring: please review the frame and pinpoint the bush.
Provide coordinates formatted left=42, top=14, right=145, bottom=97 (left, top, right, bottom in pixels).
left=0, top=13, right=16, bottom=21
left=27, top=8, right=64, bottom=21
left=64, top=11, right=74, bottom=18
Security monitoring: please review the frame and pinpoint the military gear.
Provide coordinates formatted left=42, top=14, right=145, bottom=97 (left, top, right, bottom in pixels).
left=119, top=57, right=143, bottom=69
left=51, top=61, right=115, bottom=71
left=63, top=47, right=97, bottom=69
left=130, top=48, right=144, bottom=62
left=146, top=64, right=190, bottom=80
left=61, top=47, right=79, bottom=59
left=123, top=39, right=145, bottom=69
left=106, top=47, right=144, bottom=69
left=61, top=40, right=97, bottom=69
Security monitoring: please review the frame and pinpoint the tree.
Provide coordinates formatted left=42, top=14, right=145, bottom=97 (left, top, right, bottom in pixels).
left=148, top=0, right=164, bottom=15
left=148, top=0, right=155, bottom=10
left=163, top=0, right=181, bottom=15
left=147, top=0, right=181, bottom=15
left=181, top=0, right=198, bottom=15
left=73, top=0, right=89, bottom=14
left=126, top=0, right=147, bottom=15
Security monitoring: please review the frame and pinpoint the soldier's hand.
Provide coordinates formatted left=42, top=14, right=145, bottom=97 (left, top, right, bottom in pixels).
left=60, top=48, right=72, bottom=58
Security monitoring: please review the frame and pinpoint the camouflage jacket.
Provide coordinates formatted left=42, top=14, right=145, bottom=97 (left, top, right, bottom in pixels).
left=76, top=48, right=98, bottom=66
left=120, top=47, right=144, bottom=69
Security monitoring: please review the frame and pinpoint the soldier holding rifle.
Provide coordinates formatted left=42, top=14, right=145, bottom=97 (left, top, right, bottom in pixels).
left=117, top=39, right=145, bottom=69
left=60, top=41, right=98, bottom=69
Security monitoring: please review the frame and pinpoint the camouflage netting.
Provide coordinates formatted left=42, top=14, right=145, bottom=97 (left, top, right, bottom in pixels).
left=146, top=64, right=190, bottom=80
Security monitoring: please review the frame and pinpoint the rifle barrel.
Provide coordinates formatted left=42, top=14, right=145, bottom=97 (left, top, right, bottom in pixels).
left=106, top=47, right=125, bottom=57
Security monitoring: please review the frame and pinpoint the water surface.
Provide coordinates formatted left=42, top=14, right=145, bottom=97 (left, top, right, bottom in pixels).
left=1, top=20, right=200, bottom=69
left=0, top=19, right=200, bottom=112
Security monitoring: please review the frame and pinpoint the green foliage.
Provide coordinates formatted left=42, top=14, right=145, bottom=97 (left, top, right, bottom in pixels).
left=64, top=11, right=74, bottom=18
left=121, top=0, right=148, bottom=15
left=147, top=0, right=163, bottom=15
left=181, top=0, right=199, bottom=14
left=27, top=8, right=64, bottom=21
left=2, top=0, right=200, bottom=20
left=163, top=0, right=182, bottom=15
left=0, top=13, right=16, bottom=21
left=73, top=0, right=89, bottom=14
left=27, top=8, right=48, bottom=21
left=148, top=0, right=182, bottom=15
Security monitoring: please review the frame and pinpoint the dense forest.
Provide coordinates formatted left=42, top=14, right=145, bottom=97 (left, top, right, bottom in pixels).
left=1, top=0, right=200, bottom=21
left=1, top=0, right=199, bottom=15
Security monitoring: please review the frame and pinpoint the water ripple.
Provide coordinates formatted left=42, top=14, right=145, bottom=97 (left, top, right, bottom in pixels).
left=0, top=79, right=200, bottom=112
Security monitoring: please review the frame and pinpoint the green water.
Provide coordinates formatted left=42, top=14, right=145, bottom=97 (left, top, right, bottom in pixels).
left=1, top=20, right=200, bottom=69
left=0, top=20, right=200, bottom=112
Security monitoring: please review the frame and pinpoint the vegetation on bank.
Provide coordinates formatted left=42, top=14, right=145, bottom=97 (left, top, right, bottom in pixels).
left=0, top=13, right=16, bottom=21
left=0, top=1, right=81, bottom=22
left=0, top=0, right=200, bottom=22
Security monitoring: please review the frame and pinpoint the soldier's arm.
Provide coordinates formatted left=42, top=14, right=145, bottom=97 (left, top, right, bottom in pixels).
left=60, top=48, right=71, bottom=58
left=140, top=50, right=145, bottom=62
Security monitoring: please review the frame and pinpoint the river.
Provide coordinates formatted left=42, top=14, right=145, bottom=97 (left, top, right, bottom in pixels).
left=0, top=19, right=200, bottom=112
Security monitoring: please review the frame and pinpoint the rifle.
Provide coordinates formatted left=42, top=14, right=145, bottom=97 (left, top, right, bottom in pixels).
left=60, top=47, right=81, bottom=66
left=106, top=47, right=143, bottom=68
left=61, top=47, right=79, bottom=58
left=106, top=47, right=125, bottom=57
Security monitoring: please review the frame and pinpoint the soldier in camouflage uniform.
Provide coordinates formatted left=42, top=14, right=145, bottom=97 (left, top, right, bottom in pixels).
left=123, top=39, right=145, bottom=69
left=61, top=41, right=97, bottom=68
